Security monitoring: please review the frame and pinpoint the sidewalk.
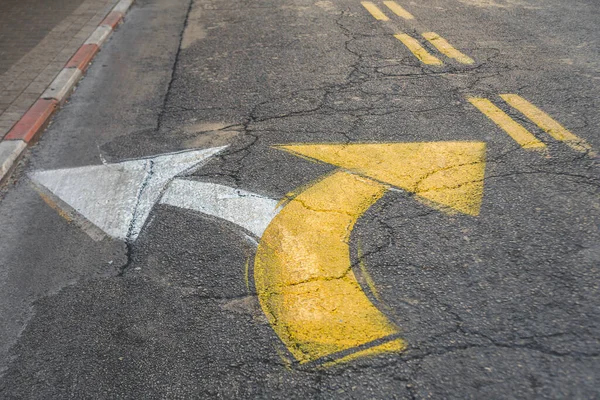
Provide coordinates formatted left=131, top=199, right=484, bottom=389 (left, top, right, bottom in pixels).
left=0, top=0, right=117, bottom=138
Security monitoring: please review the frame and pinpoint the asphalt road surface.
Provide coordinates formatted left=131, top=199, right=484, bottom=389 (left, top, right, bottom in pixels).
left=1, top=0, right=599, bottom=398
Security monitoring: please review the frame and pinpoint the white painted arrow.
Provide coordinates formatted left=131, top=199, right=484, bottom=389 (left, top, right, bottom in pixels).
left=30, top=147, right=279, bottom=242
left=160, top=179, right=279, bottom=238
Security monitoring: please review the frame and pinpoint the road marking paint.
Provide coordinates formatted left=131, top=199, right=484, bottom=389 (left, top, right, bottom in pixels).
left=322, top=338, right=405, bottom=367
left=383, top=1, right=414, bottom=19
left=36, top=190, right=73, bottom=222
left=500, top=94, right=595, bottom=155
left=361, top=2, right=389, bottom=20
left=277, top=142, right=487, bottom=216
left=29, top=147, right=227, bottom=241
left=31, top=141, right=489, bottom=367
left=394, top=33, right=443, bottom=65
left=255, top=170, right=402, bottom=364
left=468, top=97, right=546, bottom=152
left=422, top=32, right=474, bottom=64
left=357, top=242, right=380, bottom=301
left=244, top=256, right=252, bottom=291
left=161, top=179, right=280, bottom=238
left=255, top=142, right=486, bottom=364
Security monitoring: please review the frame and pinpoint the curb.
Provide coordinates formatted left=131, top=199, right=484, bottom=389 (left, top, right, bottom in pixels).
left=0, top=0, right=136, bottom=183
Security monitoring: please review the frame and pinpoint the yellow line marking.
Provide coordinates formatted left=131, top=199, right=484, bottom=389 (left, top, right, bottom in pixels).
left=422, top=32, right=474, bottom=64
left=383, top=1, right=414, bottom=19
left=254, top=142, right=486, bottom=365
left=37, top=191, right=73, bottom=222
left=361, top=2, right=389, bottom=20
left=394, top=33, right=443, bottom=65
left=500, top=94, right=596, bottom=155
left=468, top=97, right=546, bottom=151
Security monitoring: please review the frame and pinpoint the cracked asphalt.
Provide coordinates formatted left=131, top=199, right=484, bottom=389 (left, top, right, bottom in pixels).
left=0, top=0, right=599, bottom=398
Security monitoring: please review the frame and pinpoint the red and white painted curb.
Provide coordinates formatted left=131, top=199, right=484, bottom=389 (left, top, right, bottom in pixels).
left=0, top=0, right=135, bottom=183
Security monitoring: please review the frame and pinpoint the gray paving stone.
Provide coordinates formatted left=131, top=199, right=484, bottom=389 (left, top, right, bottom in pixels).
left=0, top=0, right=86, bottom=75
left=0, top=0, right=116, bottom=140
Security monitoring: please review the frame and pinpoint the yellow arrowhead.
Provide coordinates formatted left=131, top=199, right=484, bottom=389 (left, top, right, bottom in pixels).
left=276, top=142, right=486, bottom=216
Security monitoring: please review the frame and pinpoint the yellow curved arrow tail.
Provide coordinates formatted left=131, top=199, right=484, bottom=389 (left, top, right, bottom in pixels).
left=255, top=171, right=403, bottom=364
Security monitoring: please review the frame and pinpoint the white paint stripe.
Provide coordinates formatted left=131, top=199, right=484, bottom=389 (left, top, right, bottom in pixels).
left=112, top=0, right=135, bottom=14
left=41, top=68, right=83, bottom=102
left=161, top=180, right=279, bottom=238
left=0, top=140, right=27, bottom=181
left=30, top=147, right=227, bottom=240
left=84, top=25, right=113, bottom=46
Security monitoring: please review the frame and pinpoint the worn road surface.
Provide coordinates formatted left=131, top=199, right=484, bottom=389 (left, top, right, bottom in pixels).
left=0, top=0, right=599, bottom=398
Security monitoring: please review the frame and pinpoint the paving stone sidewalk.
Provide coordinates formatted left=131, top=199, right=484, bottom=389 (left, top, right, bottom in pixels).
left=0, top=0, right=117, bottom=138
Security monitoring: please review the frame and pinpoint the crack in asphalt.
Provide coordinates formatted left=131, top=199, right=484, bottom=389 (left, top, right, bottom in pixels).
left=118, top=160, right=156, bottom=277
left=3, top=1, right=598, bottom=394
left=156, top=0, right=195, bottom=132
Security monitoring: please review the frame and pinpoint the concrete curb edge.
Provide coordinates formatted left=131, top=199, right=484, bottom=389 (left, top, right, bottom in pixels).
left=0, top=0, right=136, bottom=183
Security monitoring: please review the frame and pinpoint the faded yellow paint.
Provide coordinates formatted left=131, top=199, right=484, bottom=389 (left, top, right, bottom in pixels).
left=361, top=1, right=389, bottom=20
left=357, top=242, right=380, bottom=301
left=468, top=97, right=546, bottom=152
left=422, top=32, right=474, bottom=64
left=500, top=94, right=596, bottom=155
left=244, top=256, right=251, bottom=291
left=383, top=1, right=414, bottom=19
left=394, top=34, right=443, bottom=65
left=276, top=142, right=487, bottom=216
left=37, top=191, right=72, bottom=222
left=322, top=338, right=405, bottom=367
left=255, top=142, right=487, bottom=365
left=255, top=170, right=399, bottom=363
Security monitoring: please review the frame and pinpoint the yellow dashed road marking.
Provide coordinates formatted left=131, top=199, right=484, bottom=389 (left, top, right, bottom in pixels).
left=500, top=94, right=595, bottom=155
left=383, top=1, right=414, bottom=19
left=422, top=32, right=474, bottom=64
left=468, top=97, right=546, bottom=151
left=361, top=2, right=389, bottom=21
left=394, top=33, right=443, bottom=65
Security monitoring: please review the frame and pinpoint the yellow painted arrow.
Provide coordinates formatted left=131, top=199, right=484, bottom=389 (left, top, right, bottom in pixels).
left=278, top=142, right=487, bottom=216
left=254, top=142, right=486, bottom=365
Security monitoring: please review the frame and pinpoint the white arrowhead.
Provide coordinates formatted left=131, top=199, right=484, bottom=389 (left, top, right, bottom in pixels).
left=30, top=147, right=227, bottom=241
